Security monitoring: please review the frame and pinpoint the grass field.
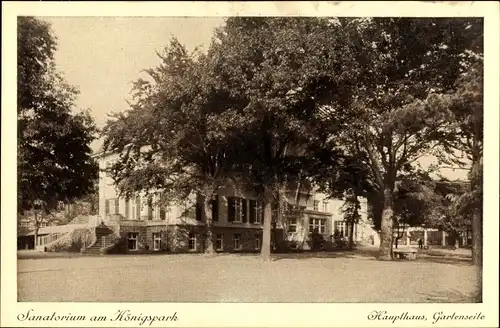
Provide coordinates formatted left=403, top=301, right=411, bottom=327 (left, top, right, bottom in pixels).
left=17, top=246, right=480, bottom=303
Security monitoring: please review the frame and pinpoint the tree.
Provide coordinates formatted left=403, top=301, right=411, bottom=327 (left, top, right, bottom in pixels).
left=391, top=170, right=451, bottom=248
left=341, top=188, right=362, bottom=249
left=17, top=17, right=98, bottom=245
left=102, top=38, right=245, bottom=253
left=430, top=179, right=471, bottom=247
left=208, top=17, right=355, bottom=260
left=312, top=18, right=483, bottom=260
left=431, top=59, right=483, bottom=266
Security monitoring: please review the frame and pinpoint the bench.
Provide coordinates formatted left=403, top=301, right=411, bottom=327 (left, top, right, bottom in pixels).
left=393, top=248, right=418, bottom=260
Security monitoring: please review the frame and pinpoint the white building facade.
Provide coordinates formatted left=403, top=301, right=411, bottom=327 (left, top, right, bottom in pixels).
left=96, top=152, right=378, bottom=253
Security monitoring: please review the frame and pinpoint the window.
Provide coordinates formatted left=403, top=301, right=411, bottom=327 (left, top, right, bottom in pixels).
left=288, top=217, right=298, bottom=232
left=250, top=199, right=262, bottom=224
left=181, top=200, right=196, bottom=218
left=334, top=220, right=347, bottom=237
left=159, top=206, right=171, bottom=221
left=128, top=233, right=138, bottom=250
left=322, top=201, right=328, bottom=212
left=228, top=197, right=244, bottom=223
left=188, top=232, right=197, bottom=251
left=216, top=234, right=223, bottom=251
left=313, top=200, right=320, bottom=211
left=309, top=218, right=327, bottom=234
left=211, top=197, right=219, bottom=222
left=147, top=196, right=153, bottom=220
left=242, top=199, right=248, bottom=223
left=254, top=235, right=261, bottom=250
left=105, top=198, right=119, bottom=215
left=153, top=233, right=161, bottom=251
left=282, top=202, right=289, bottom=213
left=233, top=234, right=241, bottom=250
left=135, top=195, right=141, bottom=220
left=195, top=202, right=203, bottom=221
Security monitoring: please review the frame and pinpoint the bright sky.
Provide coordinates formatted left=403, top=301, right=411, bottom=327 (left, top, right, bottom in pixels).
left=41, top=16, right=467, bottom=181
left=42, top=16, right=225, bottom=149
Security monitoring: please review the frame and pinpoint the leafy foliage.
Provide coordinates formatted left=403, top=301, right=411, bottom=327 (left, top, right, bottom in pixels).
left=17, top=17, right=98, bottom=211
left=342, top=189, right=362, bottom=225
left=309, top=18, right=483, bottom=259
left=207, top=17, right=361, bottom=258
left=17, top=17, right=98, bottom=235
left=101, top=17, right=483, bottom=262
left=429, top=54, right=483, bottom=265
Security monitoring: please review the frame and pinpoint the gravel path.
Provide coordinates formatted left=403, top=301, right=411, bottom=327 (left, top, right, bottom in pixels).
left=18, top=248, right=480, bottom=303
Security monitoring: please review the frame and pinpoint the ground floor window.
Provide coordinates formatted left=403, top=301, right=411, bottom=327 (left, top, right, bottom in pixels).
left=188, top=232, right=197, bottom=251
left=233, top=234, right=241, bottom=250
left=216, top=234, right=223, bottom=251
left=153, top=232, right=161, bottom=251
left=309, top=218, right=326, bottom=234
left=334, top=220, right=347, bottom=237
left=254, top=234, right=261, bottom=250
left=128, top=233, right=138, bottom=250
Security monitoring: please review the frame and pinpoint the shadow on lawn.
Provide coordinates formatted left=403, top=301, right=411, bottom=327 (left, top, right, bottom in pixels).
left=271, top=247, right=380, bottom=261
left=417, top=255, right=473, bottom=267
left=419, top=288, right=481, bottom=303
left=271, top=247, right=473, bottom=266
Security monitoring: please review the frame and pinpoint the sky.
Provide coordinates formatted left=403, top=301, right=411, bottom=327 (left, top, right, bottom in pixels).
left=41, top=16, right=467, bottom=181
left=42, top=16, right=225, bottom=150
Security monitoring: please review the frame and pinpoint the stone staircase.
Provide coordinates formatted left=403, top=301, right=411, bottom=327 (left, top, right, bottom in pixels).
left=82, top=226, right=115, bottom=255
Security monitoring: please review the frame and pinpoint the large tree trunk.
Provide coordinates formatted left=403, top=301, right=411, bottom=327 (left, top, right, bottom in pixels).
left=378, top=188, right=394, bottom=260
left=471, top=152, right=482, bottom=266
left=260, top=188, right=273, bottom=261
left=200, top=192, right=214, bottom=254
left=472, top=210, right=482, bottom=301
left=472, top=210, right=482, bottom=266
left=367, top=193, right=384, bottom=231
left=348, top=220, right=355, bottom=249
left=34, top=228, right=39, bottom=249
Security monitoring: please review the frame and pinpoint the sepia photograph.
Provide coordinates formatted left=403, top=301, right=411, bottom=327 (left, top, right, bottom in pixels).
left=2, top=1, right=499, bottom=327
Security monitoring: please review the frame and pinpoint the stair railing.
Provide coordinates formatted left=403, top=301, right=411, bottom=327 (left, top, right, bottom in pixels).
left=40, top=231, right=73, bottom=252
left=36, top=232, right=64, bottom=249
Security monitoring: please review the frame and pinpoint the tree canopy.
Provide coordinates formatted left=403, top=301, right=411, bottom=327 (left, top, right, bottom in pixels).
left=17, top=17, right=98, bottom=219
left=307, top=18, right=483, bottom=259
left=101, top=17, right=483, bottom=262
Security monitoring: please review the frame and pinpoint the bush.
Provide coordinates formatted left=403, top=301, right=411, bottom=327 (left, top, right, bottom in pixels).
left=310, top=232, right=326, bottom=251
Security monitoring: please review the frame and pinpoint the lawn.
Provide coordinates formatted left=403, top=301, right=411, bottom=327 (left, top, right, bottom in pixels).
left=17, top=246, right=480, bottom=303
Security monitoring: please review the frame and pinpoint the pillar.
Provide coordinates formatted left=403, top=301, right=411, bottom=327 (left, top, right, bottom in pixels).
left=442, top=230, right=446, bottom=246
left=423, top=229, right=428, bottom=247
left=406, top=233, right=410, bottom=246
